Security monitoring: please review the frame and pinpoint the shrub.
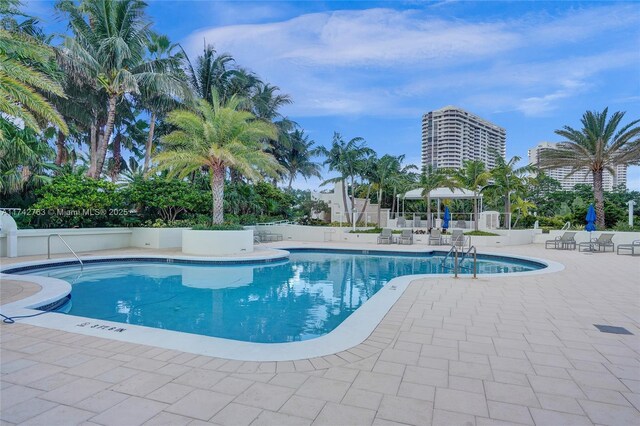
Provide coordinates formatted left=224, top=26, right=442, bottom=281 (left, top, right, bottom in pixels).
left=31, top=174, right=124, bottom=228
left=127, top=178, right=208, bottom=222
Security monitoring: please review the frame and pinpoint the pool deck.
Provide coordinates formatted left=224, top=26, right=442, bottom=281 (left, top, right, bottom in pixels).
left=1, top=242, right=639, bottom=425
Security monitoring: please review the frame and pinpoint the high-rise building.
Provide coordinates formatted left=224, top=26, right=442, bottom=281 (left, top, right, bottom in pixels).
left=421, top=106, right=506, bottom=170
left=528, top=142, right=627, bottom=190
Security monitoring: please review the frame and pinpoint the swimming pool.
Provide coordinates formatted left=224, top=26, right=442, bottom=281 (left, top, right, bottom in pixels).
left=15, top=250, right=545, bottom=343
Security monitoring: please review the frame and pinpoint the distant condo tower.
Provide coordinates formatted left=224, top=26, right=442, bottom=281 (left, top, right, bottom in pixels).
left=421, top=106, right=506, bottom=170
left=528, top=142, right=627, bottom=190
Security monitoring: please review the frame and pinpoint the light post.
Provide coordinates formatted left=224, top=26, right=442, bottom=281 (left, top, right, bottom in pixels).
left=628, top=200, right=636, bottom=227
left=352, top=209, right=357, bottom=232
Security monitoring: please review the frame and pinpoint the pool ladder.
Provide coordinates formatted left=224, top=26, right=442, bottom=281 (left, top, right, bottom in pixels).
left=48, top=234, right=83, bottom=271
left=441, top=245, right=477, bottom=279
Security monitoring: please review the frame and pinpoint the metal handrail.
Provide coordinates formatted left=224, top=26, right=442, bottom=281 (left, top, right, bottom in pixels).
left=561, top=221, right=571, bottom=230
left=441, top=245, right=458, bottom=267
left=48, top=234, right=83, bottom=270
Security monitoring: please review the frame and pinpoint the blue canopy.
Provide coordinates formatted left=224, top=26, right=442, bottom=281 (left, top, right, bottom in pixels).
left=443, top=206, right=451, bottom=230
left=585, top=204, right=596, bottom=232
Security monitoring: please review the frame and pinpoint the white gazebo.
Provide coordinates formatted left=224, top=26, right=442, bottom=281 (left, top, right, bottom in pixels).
left=397, top=187, right=484, bottom=227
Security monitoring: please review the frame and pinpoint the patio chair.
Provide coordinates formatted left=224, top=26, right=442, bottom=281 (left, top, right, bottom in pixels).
left=451, top=229, right=468, bottom=249
left=398, top=229, right=413, bottom=245
left=579, top=233, right=615, bottom=252
left=428, top=228, right=443, bottom=245
left=545, top=231, right=576, bottom=250
left=377, top=228, right=394, bottom=244
left=617, top=240, right=640, bottom=256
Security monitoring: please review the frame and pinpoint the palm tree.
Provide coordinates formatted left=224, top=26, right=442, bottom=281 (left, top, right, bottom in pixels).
left=418, top=165, right=457, bottom=228
left=57, top=0, right=181, bottom=178
left=317, top=133, right=374, bottom=224
left=453, top=160, right=491, bottom=231
left=484, top=155, right=533, bottom=228
left=538, top=108, right=640, bottom=228
left=511, top=196, right=536, bottom=228
left=183, top=43, right=235, bottom=104
left=140, top=32, right=189, bottom=172
left=154, top=96, right=282, bottom=224
left=0, top=117, right=56, bottom=193
left=370, top=155, right=401, bottom=226
left=280, top=129, right=321, bottom=189
left=0, top=0, right=67, bottom=139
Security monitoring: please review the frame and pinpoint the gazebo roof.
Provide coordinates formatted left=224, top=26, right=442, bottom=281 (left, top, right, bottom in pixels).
left=400, top=187, right=481, bottom=200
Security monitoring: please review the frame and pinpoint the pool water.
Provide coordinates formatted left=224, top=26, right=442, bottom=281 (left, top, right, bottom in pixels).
left=22, top=251, right=543, bottom=343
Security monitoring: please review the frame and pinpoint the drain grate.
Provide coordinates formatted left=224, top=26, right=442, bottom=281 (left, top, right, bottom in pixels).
left=594, top=324, right=633, bottom=335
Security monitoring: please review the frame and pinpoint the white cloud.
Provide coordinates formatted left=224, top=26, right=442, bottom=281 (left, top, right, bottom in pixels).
left=181, top=4, right=640, bottom=118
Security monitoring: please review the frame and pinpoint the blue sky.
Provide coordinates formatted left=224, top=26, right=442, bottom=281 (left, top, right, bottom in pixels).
left=29, top=0, right=640, bottom=190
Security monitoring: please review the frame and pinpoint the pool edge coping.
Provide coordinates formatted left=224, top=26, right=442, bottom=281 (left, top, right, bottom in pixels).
left=0, top=247, right=564, bottom=361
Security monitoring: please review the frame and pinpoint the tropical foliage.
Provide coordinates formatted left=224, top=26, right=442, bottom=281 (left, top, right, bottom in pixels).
left=154, top=97, right=281, bottom=224
left=538, top=108, right=640, bottom=228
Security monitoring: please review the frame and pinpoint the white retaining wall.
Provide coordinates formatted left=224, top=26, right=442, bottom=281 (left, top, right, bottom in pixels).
left=130, top=228, right=187, bottom=249
left=0, top=228, right=132, bottom=257
left=2, top=226, right=639, bottom=258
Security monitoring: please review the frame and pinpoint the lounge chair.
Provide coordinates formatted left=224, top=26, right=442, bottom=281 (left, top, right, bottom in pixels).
left=617, top=240, right=640, bottom=256
left=398, top=229, right=413, bottom=245
left=579, top=233, right=615, bottom=252
left=429, top=229, right=443, bottom=245
left=545, top=232, right=576, bottom=250
left=451, top=229, right=468, bottom=249
left=377, top=228, right=394, bottom=244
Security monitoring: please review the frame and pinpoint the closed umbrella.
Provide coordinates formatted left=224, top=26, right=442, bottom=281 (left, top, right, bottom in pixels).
left=585, top=204, right=596, bottom=232
left=443, top=206, right=451, bottom=230
left=585, top=204, right=596, bottom=252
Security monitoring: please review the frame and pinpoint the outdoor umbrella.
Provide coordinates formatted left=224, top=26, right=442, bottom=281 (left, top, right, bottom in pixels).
left=585, top=204, right=596, bottom=232
left=443, top=206, right=451, bottom=230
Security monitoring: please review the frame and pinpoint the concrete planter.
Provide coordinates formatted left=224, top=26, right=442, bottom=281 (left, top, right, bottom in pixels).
left=182, top=229, right=254, bottom=256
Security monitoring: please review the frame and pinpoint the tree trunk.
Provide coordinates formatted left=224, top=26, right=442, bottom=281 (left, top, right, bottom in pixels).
left=426, top=195, right=432, bottom=228
left=350, top=176, right=356, bottom=224
left=593, top=168, right=605, bottom=228
left=391, top=187, right=397, bottom=219
left=356, top=184, right=372, bottom=224
left=505, top=194, right=511, bottom=229
left=377, top=188, right=382, bottom=226
left=110, top=132, right=122, bottom=182
left=341, top=178, right=350, bottom=224
left=211, top=162, right=225, bottom=225
left=88, top=122, right=97, bottom=176
left=91, top=95, right=118, bottom=179
left=55, top=131, right=66, bottom=167
left=288, top=174, right=294, bottom=190
left=473, top=191, right=479, bottom=231
left=144, top=111, right=156, bottom=173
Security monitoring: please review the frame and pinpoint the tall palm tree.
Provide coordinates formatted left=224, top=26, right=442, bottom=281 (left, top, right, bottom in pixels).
left=280, top=129, right=321, bottom=189
left=57, top=0, right=180, bottom=178
left=317, top=133, right=374, bottom=224
left=453, top=160, right=491, bottom=231
left=484, top=155, right=533, bottom=228
left=371, top=154, right=401, bottom=226
left=418, top=165, right=457, bottom=228
left=183, top=43, right=235, bottom=104
left=0, top=0, right=67, bottom=139
left=154, top=96, right=282, bottom=224
left=538, top=108, right=640, bottom=228
left=140, top=32, right=189, bottom=172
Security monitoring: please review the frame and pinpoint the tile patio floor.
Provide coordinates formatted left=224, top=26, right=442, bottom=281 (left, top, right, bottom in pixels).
left=1, top=243, right=639, bottom=425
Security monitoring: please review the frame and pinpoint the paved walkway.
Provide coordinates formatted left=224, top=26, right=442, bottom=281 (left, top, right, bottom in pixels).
left=1, top=244, right=639, bottom=425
